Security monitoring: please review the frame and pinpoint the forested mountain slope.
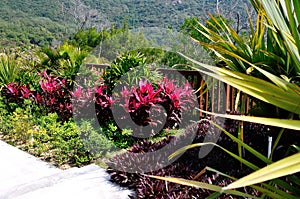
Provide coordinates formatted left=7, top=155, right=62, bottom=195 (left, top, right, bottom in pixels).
left=0, top=0, right=253, bottom=47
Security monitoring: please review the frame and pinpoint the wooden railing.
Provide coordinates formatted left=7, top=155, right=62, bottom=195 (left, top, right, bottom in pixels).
left=157, top=68, right=254, bottom=116
left=86, top=64, right=254, bottom=116
left=86, top=63, right=109, bottom=74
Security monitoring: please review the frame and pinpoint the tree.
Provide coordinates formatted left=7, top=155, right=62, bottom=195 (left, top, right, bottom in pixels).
left=66, top=0, right=110, bottom=31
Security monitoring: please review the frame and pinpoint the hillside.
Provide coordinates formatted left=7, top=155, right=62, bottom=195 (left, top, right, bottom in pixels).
left=0, top=0, right=253, bottom=47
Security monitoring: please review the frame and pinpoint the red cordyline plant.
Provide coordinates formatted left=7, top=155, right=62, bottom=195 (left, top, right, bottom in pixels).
left=37, top=70, right=72, bottom=120
left=71, top=84, right=115, bottom=125
left=70, top=85, right=93, bottom=119
left=120, top=78, right=196, bottom=130
left=1, top=82, right=32, bottom=103
left=1, top=72, right=196, bottom=131
left=1, top=82, right=37, bottom=113
left=94, top=85, right=115, bottom=124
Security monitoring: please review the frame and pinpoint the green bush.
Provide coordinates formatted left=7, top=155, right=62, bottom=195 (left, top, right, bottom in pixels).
left=77, top=119, right=116, bottom=157
left=31, top=113, right=98, bottom=167
left=0, top=104, right=94, bottom=167
left=100, top=120, right=135, bottom=149
left=102, top=52, right=162, bottom=93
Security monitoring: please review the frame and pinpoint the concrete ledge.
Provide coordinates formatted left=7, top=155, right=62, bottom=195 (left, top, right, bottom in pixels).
left=0, top=141, right=134, bottom=199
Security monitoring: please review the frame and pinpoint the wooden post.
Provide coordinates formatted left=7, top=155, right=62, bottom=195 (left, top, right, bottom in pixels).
left=217, top=81, right=221, bottom=112
left=226, top=84, right=230, bottom=111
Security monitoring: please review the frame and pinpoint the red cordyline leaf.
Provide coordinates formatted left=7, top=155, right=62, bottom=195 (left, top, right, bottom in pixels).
left=139, top=79, right=154, bottom=95
left=39, top=70, right=67, bottom=94
left=50, top=97, right=55, bottom=105
left=162, top=77, right=176, bottom=94
left=148, top=88, right=163, bottom=104
left=133, top=89, right=141, bottom=103
left=35, top=93, right=42, bottom=104
left=96, top=85, right=105, bottom=95
left=61, top=79, right=66, bottom=86
left=131, top=100, right=141, bottom=110
left=20, top=86, right=31, bottom=99
left=106, top=96, right=114, bottom=106
left=6, top=82, right=18, bottom=94
left=122, top=86, right=131, bottom=99
left=71, top=86, right=83, bottom=99
left=66, top=103, right=72, bottom=110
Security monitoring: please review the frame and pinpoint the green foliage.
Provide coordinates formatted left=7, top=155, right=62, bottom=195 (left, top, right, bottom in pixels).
left=39, top=116, right=92, bottom=166
left=90, top=0, right=252, bottom=30
left=122, top=64, right=162, bottom=88
left=77, top=119, right=116, bottom=157
left=180, top=15, right=232, bottom=44
left=0, top=0, right=74, bottom=47
left=187, top=1, right=300, bottom=119
left=0, top=101, right=94, bottom=167
left=69, top=28, right=110, bottom=52
left=190, top=10, right=299, bottom=81
left=2, top=107, right=34, bottom=144
left=40, top=43, right=88, bottom=80
left=102, top=52, right=146, bottom=93
left=100, top=121, right=135, bottom=149
left=0, top=47, right=42, bottom=90
left=1, top=0, right=253, bottom=48
left=148, top=128, right=184, bottom=143
left=0, top=51, right=19, bottom=86
left=95, top=28, right=152, bottom=62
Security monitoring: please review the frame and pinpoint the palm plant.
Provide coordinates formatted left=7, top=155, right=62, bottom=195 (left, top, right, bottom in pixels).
left=192, top=0, right=299, bottom=81
left=40, top=44, right=88, bottom=80
left=149, top=0, right=300, bottom=198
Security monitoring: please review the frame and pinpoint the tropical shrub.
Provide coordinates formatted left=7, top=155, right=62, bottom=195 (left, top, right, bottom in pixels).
left=0, top=71, right=73, bottom=121
left=109, top=77, right=196, bottom=148
left=118, top=78, right=196, bottom=131
left=1, top=82, right=32, bottom=104
left=33, top=113, right=93, bottom=166
left=36, top=70, right=73, bottom=121
left=102, top=52, right=146, bottom=94
left=1, top=106, right=37, bottom=145
left=99, top=121, right=135, bottom=149
left=0, top=105, right=94, bottom=168
left=102, top=52, right=162, bottom=93
left=78, top=119, right=116, bottom=157
left=39, top=43, right=88, bottom=81
left=69, top=28, right=107, bottom=52
left=94, top=85, right=114, bottom=125
left=72, top=74, right=196, bottom=148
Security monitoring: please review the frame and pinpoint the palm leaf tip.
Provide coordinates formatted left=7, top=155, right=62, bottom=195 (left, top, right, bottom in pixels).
left=222, top=152, right=300, bottom=191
